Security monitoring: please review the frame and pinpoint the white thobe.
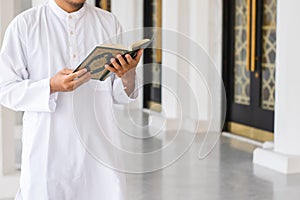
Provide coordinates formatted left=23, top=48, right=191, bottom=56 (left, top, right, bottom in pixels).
left=0, top=1, right=135, bottom=199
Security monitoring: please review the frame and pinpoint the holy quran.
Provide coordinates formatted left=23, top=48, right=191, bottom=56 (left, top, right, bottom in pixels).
left=73, top=39, right=151, bottom=81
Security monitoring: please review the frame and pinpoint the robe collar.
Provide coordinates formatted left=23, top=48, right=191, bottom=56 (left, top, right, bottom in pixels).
left=49, top=0, right=87, bottom=20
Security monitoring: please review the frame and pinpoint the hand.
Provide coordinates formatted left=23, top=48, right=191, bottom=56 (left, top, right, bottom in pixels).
left=50, top=68, right=91, bottom=94
left=105, top=49, right=143, bottom=96
left=104, top=49, right=143, bottom=78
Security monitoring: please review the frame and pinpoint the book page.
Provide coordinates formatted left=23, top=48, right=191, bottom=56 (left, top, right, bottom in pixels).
left=129, top=39, right=151, bottom=51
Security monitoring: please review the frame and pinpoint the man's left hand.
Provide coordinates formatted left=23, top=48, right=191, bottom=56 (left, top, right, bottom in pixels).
left=105, top=49, right=143, bottom=96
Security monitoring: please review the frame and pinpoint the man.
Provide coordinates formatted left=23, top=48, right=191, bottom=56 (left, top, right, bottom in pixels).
left=0, top=0, right=142, bottom=199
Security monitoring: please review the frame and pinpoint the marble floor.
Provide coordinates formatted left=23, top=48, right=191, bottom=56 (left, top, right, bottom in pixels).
left=123, top=133, right=300, bottom=200
left=2, top=125, right=300, bottom=200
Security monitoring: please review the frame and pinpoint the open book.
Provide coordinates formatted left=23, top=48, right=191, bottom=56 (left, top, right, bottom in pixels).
left=73, top=39, right=152, bottom=81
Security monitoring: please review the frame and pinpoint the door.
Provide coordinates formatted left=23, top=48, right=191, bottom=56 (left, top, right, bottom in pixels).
left=143, top=0, right=162, bottom=112
left=96, top=0, right=110, bottom=11
left=223, top=0, right=277, bottom=141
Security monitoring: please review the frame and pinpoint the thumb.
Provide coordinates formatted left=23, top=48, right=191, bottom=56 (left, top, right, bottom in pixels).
left=135, top=49, right=144, bottom=60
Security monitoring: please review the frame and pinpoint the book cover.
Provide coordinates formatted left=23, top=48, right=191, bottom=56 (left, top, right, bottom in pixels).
left=73, top=39, right=151, bottom=81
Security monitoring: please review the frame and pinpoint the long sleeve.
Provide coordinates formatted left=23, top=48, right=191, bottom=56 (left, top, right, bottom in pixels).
left=111, top=74, right=138, bottom=104
left=0, top=19, right=57, bottom=112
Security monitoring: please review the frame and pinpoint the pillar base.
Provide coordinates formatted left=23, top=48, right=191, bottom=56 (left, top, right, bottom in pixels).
left=253, top=147, right=300, bottom=174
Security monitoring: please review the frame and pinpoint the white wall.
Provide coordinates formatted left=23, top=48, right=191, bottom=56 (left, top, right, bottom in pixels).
left=274, top=0, right=300, bottom=156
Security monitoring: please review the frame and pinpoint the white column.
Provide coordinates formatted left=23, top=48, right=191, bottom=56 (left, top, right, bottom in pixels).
left=253, top=0, right=300, bottom=174
left=32, top=0, right=46, bottom=6
left=0, top=1, right=20, bottom=198
left=15, top=0, right=31, bottom=12
left=161, top=0, right=180, bottom=119
left=189, top=0, right=209, bottom=122
left=0, top=106, right=19, bottom=198
left=0, top=107, right=16, bottom=176
left=0, top=0, right=32, bottom=197
left=111, top=0, right=143, bottom=32
left=0, top=0, right=16, bottom=177
left=146, top=0, right=181, bottom=131
left=86, top=0, right=94, bottom=5
left=207, top=0, right=223, bottom=130
left=0, top=0, right=15, bottom=46
left=150, top=0, right=223, bottom=132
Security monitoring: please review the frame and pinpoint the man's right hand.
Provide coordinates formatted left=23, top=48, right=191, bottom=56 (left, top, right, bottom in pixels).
left=50, top=68, right=91, bottom=94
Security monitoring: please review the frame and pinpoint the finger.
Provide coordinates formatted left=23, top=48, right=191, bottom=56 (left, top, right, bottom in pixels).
left=110, top=58, right=122, bottom=71
left=125, top=49, right=143, bottom=65
left=61, top=68, right=74, bottom=75
left=67, top=68, right=87, bottom=81
left=105, top=65, right=123, bottom=77
left=125, top=54, right=135, bottom=65
left=116, top=54, right=128, bottom=67
left=73, top=72, right=92, bottom=89
left=135, top=49, right=144, bottom=61
left=105, top=64, right=118, bottom=74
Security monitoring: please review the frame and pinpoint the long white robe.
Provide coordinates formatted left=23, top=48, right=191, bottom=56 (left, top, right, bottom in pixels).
left=0, top=1, right=135, bottom=199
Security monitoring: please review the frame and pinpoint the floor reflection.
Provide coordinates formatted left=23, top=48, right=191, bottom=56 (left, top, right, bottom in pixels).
left=123, top=117, right=300, bottom=200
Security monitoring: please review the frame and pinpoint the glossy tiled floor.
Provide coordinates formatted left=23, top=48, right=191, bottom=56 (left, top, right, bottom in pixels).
left=124, top=133, right=300, bottom=200
left=3, top=119, right=300, bottom=200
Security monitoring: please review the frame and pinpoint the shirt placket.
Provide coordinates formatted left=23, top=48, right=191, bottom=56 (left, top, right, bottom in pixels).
left=67, top=14, right=79, bottom=68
